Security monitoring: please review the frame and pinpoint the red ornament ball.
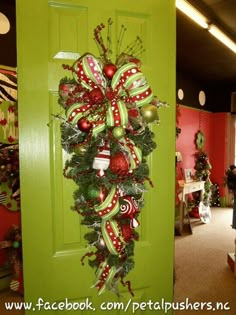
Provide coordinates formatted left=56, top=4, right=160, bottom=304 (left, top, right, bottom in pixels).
left=109, top=152, right=129, bottom=175
left=88, top=87, right=104, bottom=104
left=77, top=118, right=92, bottom=133
left=120, top=224, right=134, bottom=243
left=103, top=63, right=117, bottom=79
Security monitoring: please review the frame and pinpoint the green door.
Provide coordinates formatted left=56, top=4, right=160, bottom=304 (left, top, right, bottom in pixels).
left=17, top=0, right=176, bottom=314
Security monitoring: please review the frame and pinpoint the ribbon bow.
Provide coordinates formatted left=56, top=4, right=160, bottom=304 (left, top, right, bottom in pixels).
left=66, top=53, right=153, bottom=135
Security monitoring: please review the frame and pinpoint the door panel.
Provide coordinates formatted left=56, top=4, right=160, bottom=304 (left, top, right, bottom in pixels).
left=17, top=0, right=175, bottom=314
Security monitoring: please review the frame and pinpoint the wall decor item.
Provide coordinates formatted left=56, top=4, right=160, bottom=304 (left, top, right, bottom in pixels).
left=195, top=129, right=205, bottom=150
left=0, top=66, right=17, bottom=103
left=184, top=168, right=193, bottom=183
left=176, top=103, right=181, bottom=138
left=0, top=66, right=19, bottom=211
left=56, top=19, right=167, bottom=295
left=0, top=12, right=10, bottom=35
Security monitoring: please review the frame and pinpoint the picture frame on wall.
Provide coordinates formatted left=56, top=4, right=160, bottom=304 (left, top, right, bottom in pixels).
left=184, top=168, right=193, bottom=183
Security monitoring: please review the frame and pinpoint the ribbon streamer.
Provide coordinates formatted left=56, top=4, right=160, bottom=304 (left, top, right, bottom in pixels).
left=93, top=186, right=125, bottom=293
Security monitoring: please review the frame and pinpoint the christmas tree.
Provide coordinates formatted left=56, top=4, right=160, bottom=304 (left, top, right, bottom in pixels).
left=56, top=20, right=167, bottom=295
left=193, top=150, right=212, bottom=206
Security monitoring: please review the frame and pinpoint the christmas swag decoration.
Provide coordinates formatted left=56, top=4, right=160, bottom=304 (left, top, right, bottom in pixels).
left=57, top=19, right=166, bottom=295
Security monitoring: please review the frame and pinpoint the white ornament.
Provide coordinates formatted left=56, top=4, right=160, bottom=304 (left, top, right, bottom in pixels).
left=92, top=143, right=110, bottom=177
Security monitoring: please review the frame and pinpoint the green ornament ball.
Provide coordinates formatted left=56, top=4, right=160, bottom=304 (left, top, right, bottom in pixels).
left=87, top=186, right=100, bottom=200
left=112, top=126, right=125, bottom=139
left=140, top=104, right=159, bottom=123
left=12, top=241, right=20, bottom=249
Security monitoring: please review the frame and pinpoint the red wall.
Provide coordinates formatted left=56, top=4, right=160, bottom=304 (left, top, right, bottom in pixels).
left=176, top=105, right=228, bottom=199
left=0, top=205, right=21, bottom=265
left=210, top=113, right=229, bottom=196
left=176, top=106, right=211, bottom=170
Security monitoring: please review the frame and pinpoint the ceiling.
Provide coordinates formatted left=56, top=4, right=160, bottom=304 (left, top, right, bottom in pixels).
left=177, top=0, right=236, bottom=85
left=0, top=0, right=235, bottom=86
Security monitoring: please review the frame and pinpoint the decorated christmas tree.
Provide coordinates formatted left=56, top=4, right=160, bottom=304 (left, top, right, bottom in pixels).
left=189, top=130, right=212, bottom=223
left=56, top=20, right=167, bottom=295
left=194, top=150, right=212, bottom=206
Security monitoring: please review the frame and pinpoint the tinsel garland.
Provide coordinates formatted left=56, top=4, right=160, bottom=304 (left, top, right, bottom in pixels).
left=57, top=20, right=167, bottom=296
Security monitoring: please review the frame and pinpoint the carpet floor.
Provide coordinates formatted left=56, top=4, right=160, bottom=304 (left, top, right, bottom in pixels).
left=1, top=207, right=235, bottom=314
left=0, top=288, right=24, bottom=314
left=174, top=207, right=236, bottom=314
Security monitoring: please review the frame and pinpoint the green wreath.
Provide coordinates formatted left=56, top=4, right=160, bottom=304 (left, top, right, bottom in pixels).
left=195, top=130, right=205, bottom=150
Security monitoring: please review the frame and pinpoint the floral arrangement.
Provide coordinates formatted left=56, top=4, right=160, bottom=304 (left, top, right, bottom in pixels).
left=57, top=19, right=166, bottom=295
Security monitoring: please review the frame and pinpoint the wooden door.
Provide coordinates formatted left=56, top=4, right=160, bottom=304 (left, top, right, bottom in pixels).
left=16, top=0, right=176, bottom=314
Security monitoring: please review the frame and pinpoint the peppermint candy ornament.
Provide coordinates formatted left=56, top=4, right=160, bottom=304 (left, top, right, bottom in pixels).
left=120, top=196, right=140, bottom=228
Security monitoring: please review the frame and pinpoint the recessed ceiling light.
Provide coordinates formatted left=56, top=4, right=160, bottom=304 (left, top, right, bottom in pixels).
left=0, top=12, right=10, bottom=35
left=177, top=88, right=184, bottom=100
left=199, top=90, right=206, bottom=106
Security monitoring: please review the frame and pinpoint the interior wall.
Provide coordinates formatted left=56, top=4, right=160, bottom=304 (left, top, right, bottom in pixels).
left=210, top=113, right=230, bottom=200
left=176, top=105, right=212, bottom=171
left=176, top=105, right=228, bottom=203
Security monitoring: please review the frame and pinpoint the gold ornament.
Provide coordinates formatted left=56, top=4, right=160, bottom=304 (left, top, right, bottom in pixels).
left=73, top=144, right=88, bottom=156
left=140, top=104, right=159, bottom=123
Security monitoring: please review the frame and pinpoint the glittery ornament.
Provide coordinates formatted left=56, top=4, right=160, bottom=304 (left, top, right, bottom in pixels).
left=109, top=152, right=129, bottom=175
left=120, top=224, right=134, bottom=243
left=88, top=87, right=104, bottom=104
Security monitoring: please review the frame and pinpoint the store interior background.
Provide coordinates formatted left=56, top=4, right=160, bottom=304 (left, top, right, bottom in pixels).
left=0, top=0, right=236, bottom=299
